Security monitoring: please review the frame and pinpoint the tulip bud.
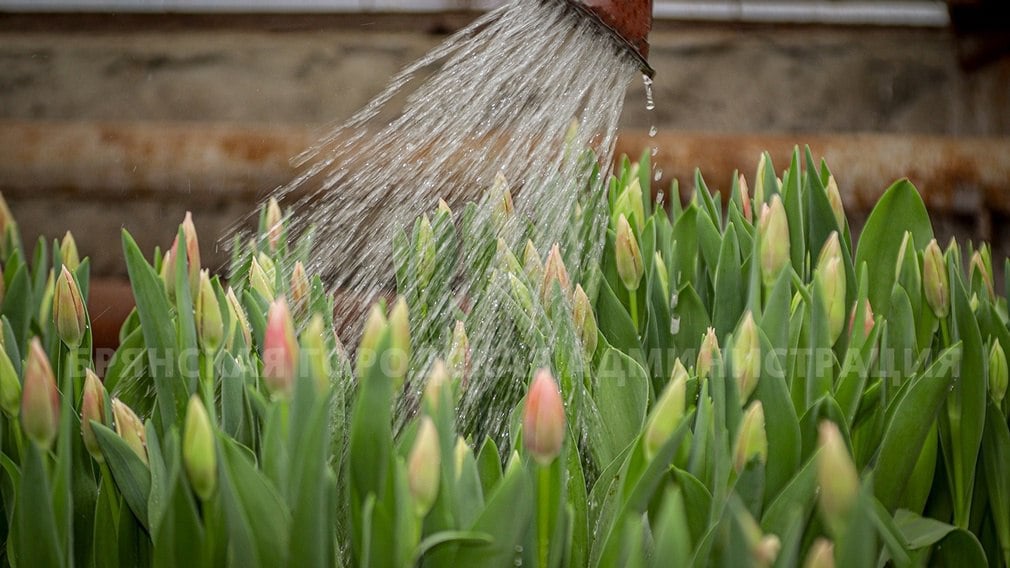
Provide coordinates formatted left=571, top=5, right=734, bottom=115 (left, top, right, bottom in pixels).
left=263, top=298, right=298, bottom=399
left=112, top=398, right=147, bottom=464
left=508, top=273, right=535, bottom=316
left=161, top=242, right=177, bottom=298
left=923, top=239, right=949, bottom=319
left=697, top=327, right=721, bottom=381
left=990, top=340, right=1007, bottom=405
left=0, top=344, right=20, bottom=418
left=21, top=338, right=60, bottom=450
left=225, top=287, right=252, bottom=349
left=733, top=401, right=767, bottom=472
left=388, top=297, right=411, bottom=391
left=356, top=304, right=388, bottom=380
left=654, top=252, right=670, bottom=299
left=541, top=243, right=572, bottom=303
left=753, top=153, right=768, bottom=206
left=804, top=538, right=835, bottom=568
left=732, top=312, right=761, bottom=403
left=81, top=369, right=106, bottom=461
left=848, top=301, right=874, bottom=339
left=825, top=175, right=844, bottom=230
left=523, top=240, right=544, bottom=284
left=437, top=198, right=452, bottom=216
left=416, top=215, right=436, bottom=287
left=454, top=436, right=470, bottom=480
left=815, top=233, right=846, bottom=344
left=572, top=284, right=598, bottom=357
left=301, top=314, right=331, bottom=394
left=184, top=396, right=217, bottom=500
left=290, top=261, right=310, bottom=319
left=181, top=212, right=201, bottom=297
left=817, top=421, right=859, bottom=530
left=738, top=173, right=753, bottom=223
left=523, top=368, right=565, bottom=465
left=758, top=195, right=790, bottom=288
left=195, top=270, right=223, bottom=355
left=264, top=198, right=283, bottom=251
left=644, top=359, right=688, bottom=458
left=53, top=266, right=86, bottom=348
left=408, top=416, right=441, bottom=516
left=423, top=359, right=450, bottom=413
left=60, top=231, right=80, bottom=271
left=969, top=250, right=994, bottom=300
left=447, top=320, right=470, bottom=384
left=615, top=214, right=644, bottom=292
left=495, top=238, right=523, bottom=275
left=491, top=173, right=514, bottom=225
left=249, top=257, right=275, bottom=302
left=754, top=535, right=781, bottom=568
left=614, top=177, right=646, bottom=228
left=0, top=191, right=14, bottom=237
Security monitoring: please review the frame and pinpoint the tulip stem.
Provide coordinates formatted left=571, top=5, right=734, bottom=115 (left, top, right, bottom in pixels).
left=940, top=318, right=951, bottom=348
left=629, top=293, right=639, bottom=332
left=199, top=352, right=217, bottom=424
left=537, top=465, right=551, bottom=568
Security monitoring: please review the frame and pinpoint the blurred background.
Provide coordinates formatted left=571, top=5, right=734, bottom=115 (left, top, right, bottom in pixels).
left=0, top=0, right=1008, bottom=341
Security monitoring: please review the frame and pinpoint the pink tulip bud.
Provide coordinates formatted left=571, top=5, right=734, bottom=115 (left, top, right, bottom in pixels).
left=81, top=369, right=106, bottom=462
left=408, top=416, right=441, bottom=516
left=263, top=298, right=298, bottom=398
left=738, top=173, right=752, bottom=223
left=848, top=301, right=874, bottom=339
left=161, top=241, right=178, bottom=298
left=21, top=338, right=60, bottom=450
left=54, top=266, right=86, bottom=348
left=181, top=212, right=202, bottom=296
left=523, top=369, right=566, bottom=465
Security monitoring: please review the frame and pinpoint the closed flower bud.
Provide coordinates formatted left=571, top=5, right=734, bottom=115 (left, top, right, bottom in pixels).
left=508, top=273, right=535, bottom=316
left=969, top=250, right=994, bottom=300
left=523, top=240, right=544, bottom=284
left=825, top=175, right=844, bottom=230
left=848, top=301, right=874, bottom=339
left=21, top=338, right=60, bottom=450
left=644, top=359, right=688, bottom=458
left=181, top=212, right=202, bottom=297
left=161, top=243, right=177, bottom=298
left=388, top=297, right=411, bottom=391
left=454, top=436, right=470, bottom=480
left=112, top=398, right=147, bottom=465
left=491, top=173, right=514, bottom=225
left=423, top=359, right=450, bottom=413
left=416, top=215, right=436, bottom=287
left=732, top=312, right=761, bottom=403
left=754, top=535, right=781, bottom=568
left=739, top=174, right=753, bottom=223
left=523, top=369, right=565, bottom=465
left=301, top=314, right=331, bottom=394
left=923, top=239, right=949, bottom=319
left=183, top=396, right=217, bottom=500
left=496, top=238, right=523, bottom=275
left=654, top=252, right=670, bottom=299
left=195, top=270, right=223, bottom=355
left=356, top=304, right=388, bottom=380
left=615, top=214, right=644, bottom=291
left=541, top=243, right=572, bottom=303
left=753, top=153, right=768, bottom=206
left=990, top=340, right=1007, bottom=404
left=60, top=231, right=80, bottom=271
left=54, top=266, right=86, bottom=348
left=437, top=198, right=452, bottom=216
left=447, top=320, right=470, bottom=385
left=758, top=195, right=790, bottom=288
left=815, top=233, right=846, bottom=344
left=572, top=284, right=598, bottom=357
left=697, top=327, right=721, bottom=381
left=249, top=257, right=275, bottom=302
left=804, top=538, right=835, bottom=568
left=225, top=288, right=252, bottom=349
left=263, top=298, right=298, bottom=398
left=81, top=369, right=106, bottom=462
left=290, top=261, right=310, bottom=319
left=408, top=416, right=441, bottom=517
left=264, top=198, right=283, bottom=251
left=0, top=345, right=20, bottom=417
left=733, top=401, right=767, bottom=472
left=817, top=421, right=859, bottom=530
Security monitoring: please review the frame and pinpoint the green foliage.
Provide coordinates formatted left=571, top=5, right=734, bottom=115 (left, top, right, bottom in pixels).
left=0, top=145, right=1009, bottom=568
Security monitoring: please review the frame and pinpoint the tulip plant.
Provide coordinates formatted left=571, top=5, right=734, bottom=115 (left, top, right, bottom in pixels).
left=0, top=144, right=1008, bottom=568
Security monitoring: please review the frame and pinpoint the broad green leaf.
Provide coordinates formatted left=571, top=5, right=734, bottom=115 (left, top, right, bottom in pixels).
left=94, top=422, right=151, bottom=531
left=590, top=348, right=649, bottom=466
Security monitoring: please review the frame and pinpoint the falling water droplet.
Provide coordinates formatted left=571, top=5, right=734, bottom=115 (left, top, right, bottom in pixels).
left=651, top=147, right=658, bottom=157
left=649, top=125, right=657, bottom=137
left=643, top=74, right=655, bottom=111
left=654, top=169, right=663, bottom=182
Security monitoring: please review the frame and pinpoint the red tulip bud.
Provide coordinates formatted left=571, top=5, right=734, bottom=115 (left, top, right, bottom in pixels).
left=263, top=298, right=298, bottom=399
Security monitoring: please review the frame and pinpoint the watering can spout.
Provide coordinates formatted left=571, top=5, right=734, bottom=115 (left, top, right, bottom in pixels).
left=563, top=0, right=655, bottom=77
